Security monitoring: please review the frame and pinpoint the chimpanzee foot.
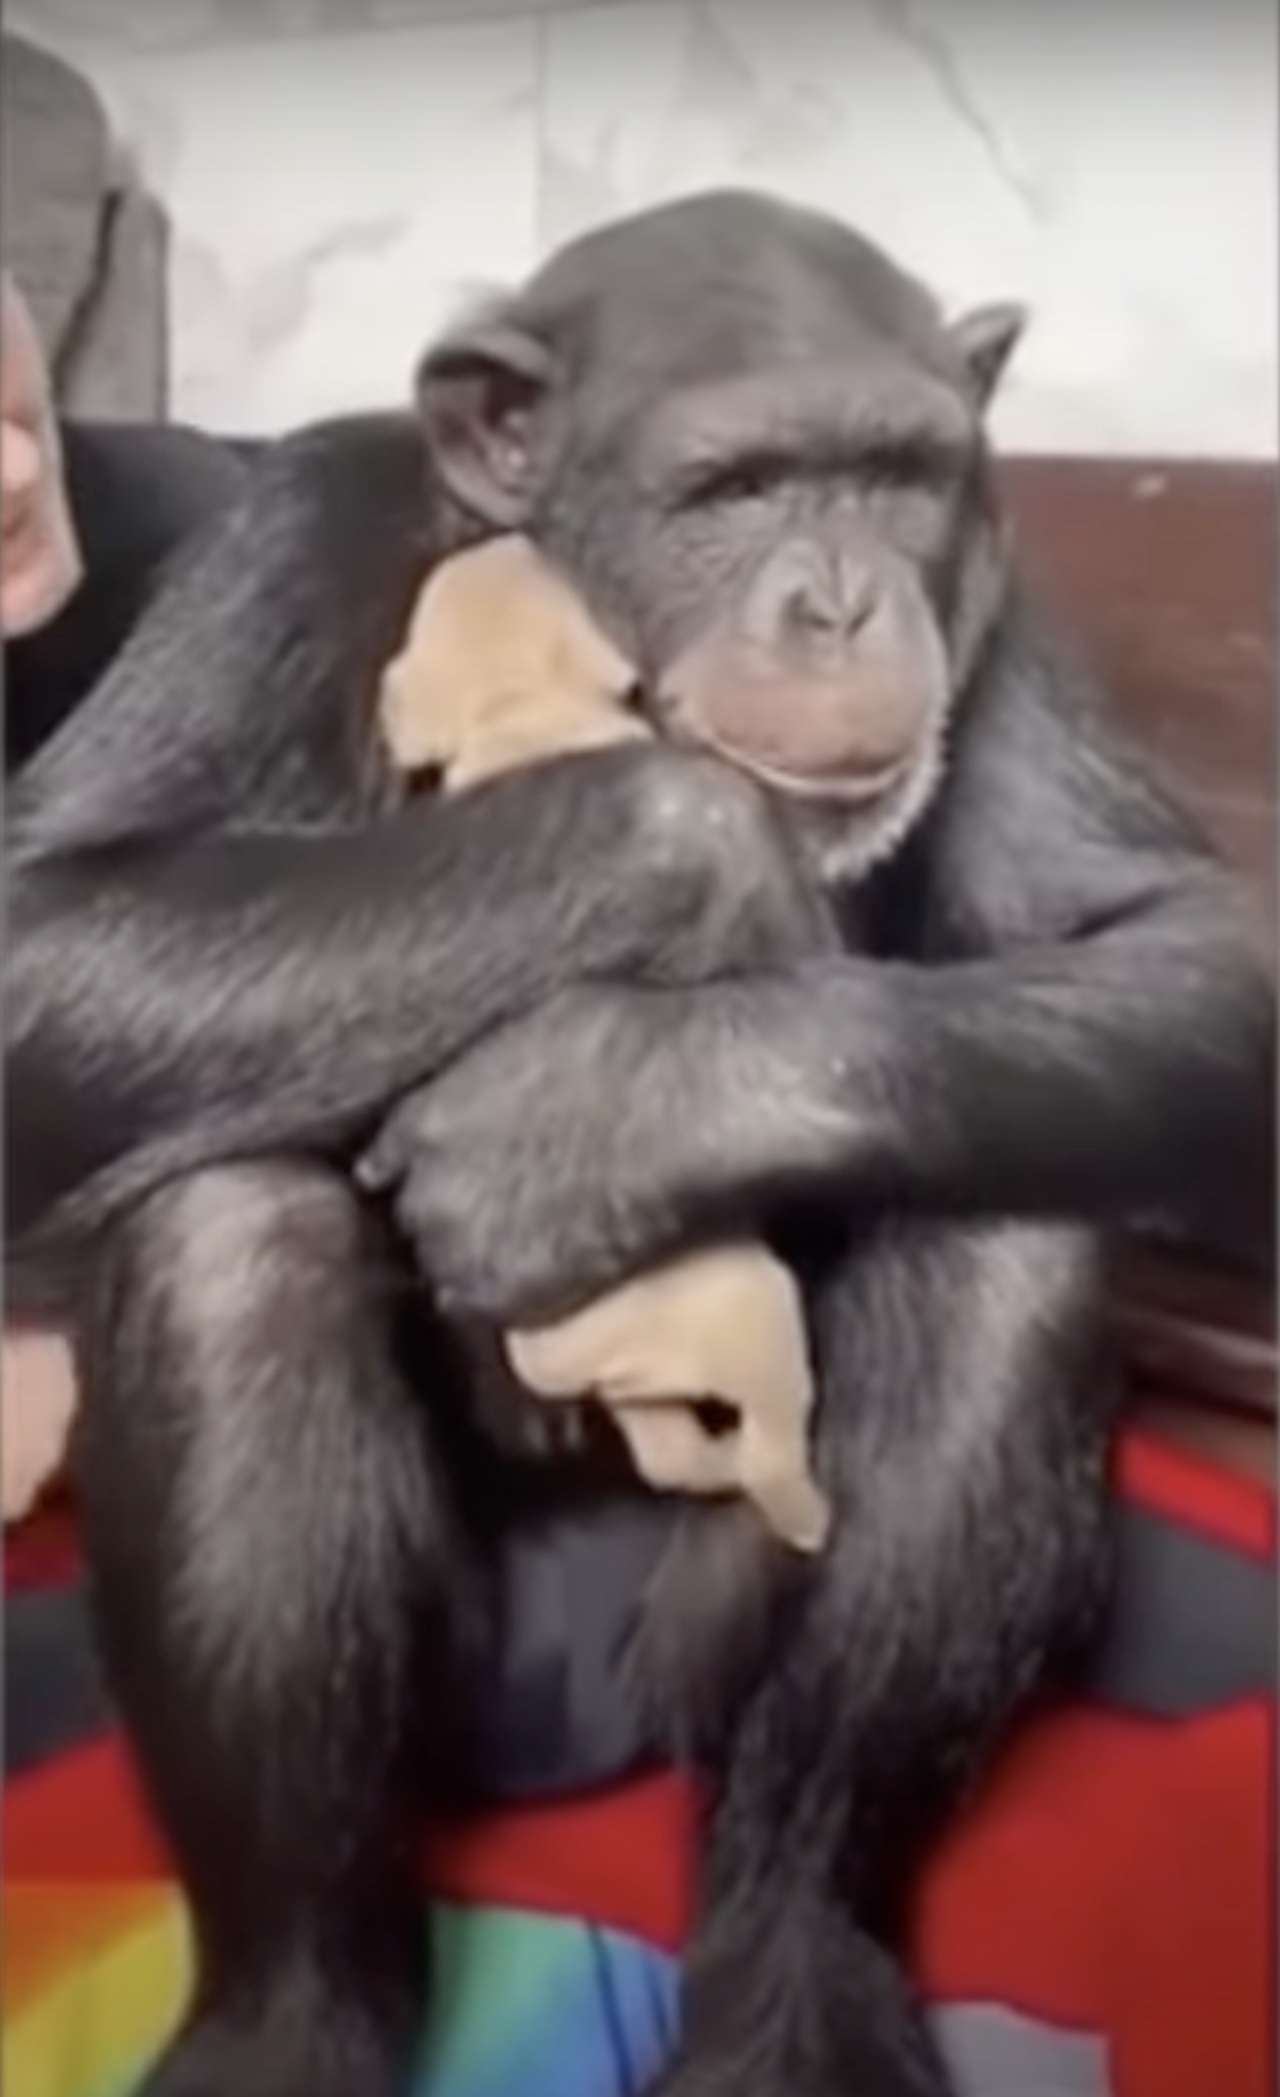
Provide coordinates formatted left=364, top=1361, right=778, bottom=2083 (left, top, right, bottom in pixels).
left=648, top=2035, right=952, bottom=2097
left=136, top=1983, right=420, bottom=2097
left=647, top=1921, right=955, bottom=2097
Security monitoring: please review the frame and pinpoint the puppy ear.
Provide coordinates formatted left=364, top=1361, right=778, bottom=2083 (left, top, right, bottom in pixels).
left=948, top=301, right=1027, bottom=410
left=417, top=315, right=555, bottom=529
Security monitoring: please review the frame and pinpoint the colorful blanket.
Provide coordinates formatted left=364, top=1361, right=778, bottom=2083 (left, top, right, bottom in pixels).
left=5, top=1431, right=1274, bottom=2097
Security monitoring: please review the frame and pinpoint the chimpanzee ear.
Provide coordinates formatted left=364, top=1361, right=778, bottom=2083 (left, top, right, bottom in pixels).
left=948, top=301, right=1028, bottom=410
left=416, top=318, right=555, bottom=529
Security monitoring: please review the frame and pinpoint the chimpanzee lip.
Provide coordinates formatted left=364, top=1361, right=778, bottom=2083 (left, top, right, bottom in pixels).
left=698, top=731, right=913, bottom=806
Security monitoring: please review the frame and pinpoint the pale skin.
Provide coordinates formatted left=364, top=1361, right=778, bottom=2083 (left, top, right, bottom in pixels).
left=2, top=273, right=83, bottom=638
left=2, top=272, right=83, bottom=1522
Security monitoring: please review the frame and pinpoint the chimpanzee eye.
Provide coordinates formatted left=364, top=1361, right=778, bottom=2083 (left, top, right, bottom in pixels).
left=710, top=461, right=775, bottom=505
left=673, top=452, right=787, bottom=513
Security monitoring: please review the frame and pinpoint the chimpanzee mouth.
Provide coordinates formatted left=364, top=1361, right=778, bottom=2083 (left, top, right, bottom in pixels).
left=644, top=683, right=919, bottom=808
left=693, top=731, right=916, bottom=808
left=622, top=677, right=923, bottom=822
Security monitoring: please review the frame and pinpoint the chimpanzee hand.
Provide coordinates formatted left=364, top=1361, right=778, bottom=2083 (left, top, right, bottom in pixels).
left=356, top=969, right=852, bottom=1324
left=356, top=984, right=695, bottom=1324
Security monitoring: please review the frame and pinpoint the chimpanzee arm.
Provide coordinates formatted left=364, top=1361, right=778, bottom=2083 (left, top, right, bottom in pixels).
left=8, top=779, right=718, bottom=1265
left=766, top=609, right=1275, bottom=1241
left=6, top=417, right=781, bottom=1297
left=361, top=609, right=1273, bottom=1322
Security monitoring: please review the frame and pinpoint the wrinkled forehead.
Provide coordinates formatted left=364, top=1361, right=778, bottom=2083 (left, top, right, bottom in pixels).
left=635, top=356, right=974, bottom=479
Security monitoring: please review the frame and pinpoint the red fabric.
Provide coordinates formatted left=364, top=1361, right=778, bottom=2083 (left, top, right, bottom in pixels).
left=915, top=1700, right=1274, bottom=2097
left=7, top=1426, right=1276, bottom=2097
left=4, top=1740, right=696, bottom=1951
left=4, top=1494, right=78, bottom=1592
left=1115, top=1424, right=1274, bottom=1557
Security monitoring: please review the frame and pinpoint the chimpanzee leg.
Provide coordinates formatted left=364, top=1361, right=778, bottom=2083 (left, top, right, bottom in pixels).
left=646, top=1218, right=1116, bottom=2097
left=73, top=1162, right=482, bottom=2097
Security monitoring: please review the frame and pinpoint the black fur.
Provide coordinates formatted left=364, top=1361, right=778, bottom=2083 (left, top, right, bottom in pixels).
left=7, top=192, right=1271, bottom=2097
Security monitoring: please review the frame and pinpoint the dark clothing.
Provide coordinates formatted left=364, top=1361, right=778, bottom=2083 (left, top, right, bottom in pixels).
left=6, top=420, right=251, bottom=771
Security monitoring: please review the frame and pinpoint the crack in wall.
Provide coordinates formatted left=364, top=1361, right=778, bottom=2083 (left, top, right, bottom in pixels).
left=872, top=0, right=1049, bottom=224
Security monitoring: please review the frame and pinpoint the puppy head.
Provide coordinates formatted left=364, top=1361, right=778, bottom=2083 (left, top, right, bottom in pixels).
left=380, top=533, right=639, bottom=777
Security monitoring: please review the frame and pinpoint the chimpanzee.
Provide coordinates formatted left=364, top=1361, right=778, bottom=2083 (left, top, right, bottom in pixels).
left=7, top=192, right=1271, bottom=2097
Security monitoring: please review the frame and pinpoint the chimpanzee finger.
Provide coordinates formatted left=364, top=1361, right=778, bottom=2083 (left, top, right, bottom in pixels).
left=353, top=1099, right=425, bottom=1193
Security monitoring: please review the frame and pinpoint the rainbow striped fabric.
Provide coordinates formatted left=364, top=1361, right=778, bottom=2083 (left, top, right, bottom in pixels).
left=5, top=1430, right=1273, bottom=2097
left=5, top=1883, right=678, bottom=2097
left=4, top=1717, right=693, bottom=2097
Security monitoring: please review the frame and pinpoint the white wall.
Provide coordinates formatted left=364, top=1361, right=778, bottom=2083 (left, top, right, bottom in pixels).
left=8, top=0, right=1277, bottom=456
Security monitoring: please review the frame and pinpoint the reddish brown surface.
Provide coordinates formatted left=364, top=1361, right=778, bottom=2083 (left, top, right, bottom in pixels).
left=1002, top=457, right=1276, bottom=1429
left=1002, top=457, right=1276, bottom=934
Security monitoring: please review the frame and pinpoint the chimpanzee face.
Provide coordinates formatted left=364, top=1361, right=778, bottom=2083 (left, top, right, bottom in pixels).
left=419, top=191, right=1023, bottom=881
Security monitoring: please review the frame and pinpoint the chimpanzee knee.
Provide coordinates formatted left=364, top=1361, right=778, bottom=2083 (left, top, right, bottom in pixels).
left=75, top=1158, right=395, bottom=1561
left=96, top=1157, right=368, bottom=1355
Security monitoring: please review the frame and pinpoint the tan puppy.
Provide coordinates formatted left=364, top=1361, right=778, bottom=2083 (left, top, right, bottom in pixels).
left=380, top=533, right=649, bottom=784
left=378, top=535, right=831, bottom=1553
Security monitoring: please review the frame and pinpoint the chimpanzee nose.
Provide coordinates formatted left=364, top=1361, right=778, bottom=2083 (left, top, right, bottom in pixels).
left=783, top=558, right=877, bottom=645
